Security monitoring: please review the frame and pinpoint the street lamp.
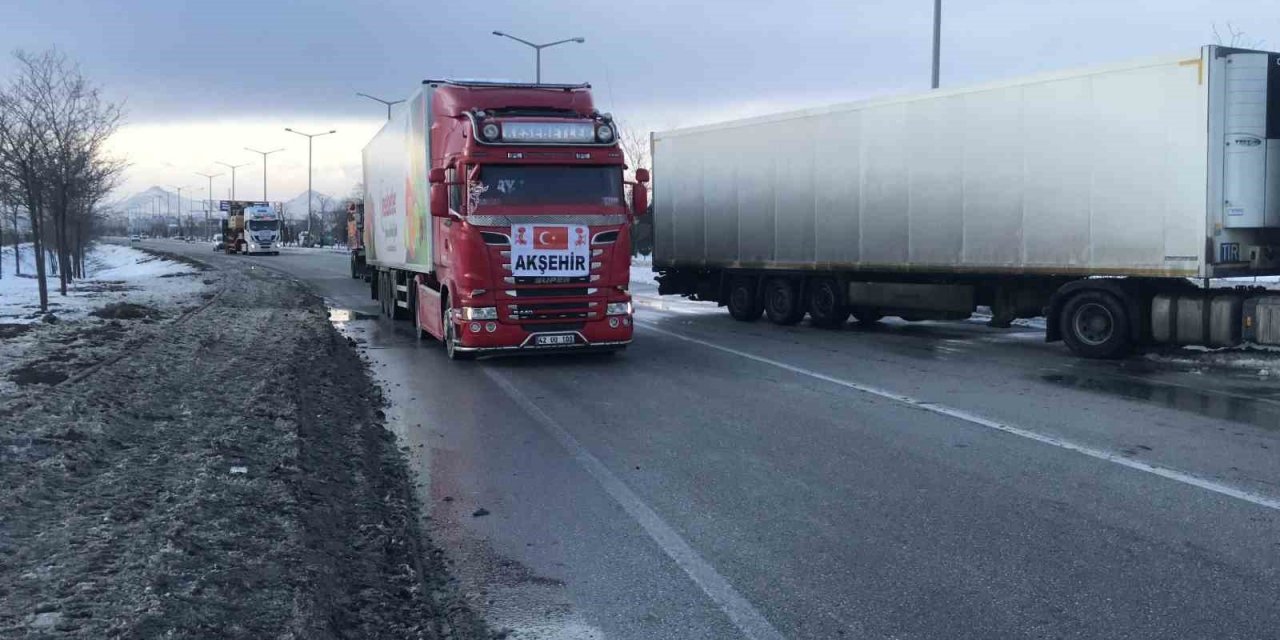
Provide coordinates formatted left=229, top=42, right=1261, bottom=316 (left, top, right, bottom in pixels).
left=931, top=0, right=942, bottom=89
left=216, top=161, right=250, bottom=200
left=168, top=185, right=188, bottom=236
left=491, top=31, right=585, bottom=84
left=244, top=147, right=285, bottom=201
left=284, top=127, right=336, bottom=240
left=356, top=92, right=404, bottom=120
left=196, top=171, right=222, bottom=240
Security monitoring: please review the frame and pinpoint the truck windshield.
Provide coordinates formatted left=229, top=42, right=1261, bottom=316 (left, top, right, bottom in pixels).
left=248, top=220, right=278, bottom=231
left=474, top=165, right=622, bottom=207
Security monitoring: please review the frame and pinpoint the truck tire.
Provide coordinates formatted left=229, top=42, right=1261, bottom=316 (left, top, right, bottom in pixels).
left=350, top=255, right=359, bottom=279
left=850, top=308, right=884, bottom=324
left=370, top=268, right=379, bottom=301
left=764, top=278, right=805, bottom=325
left=1060, top=290, right=1132, bottom=359
left=727, top=277, right=763, bottom=322
left=807, top=278, right=849, bottom=329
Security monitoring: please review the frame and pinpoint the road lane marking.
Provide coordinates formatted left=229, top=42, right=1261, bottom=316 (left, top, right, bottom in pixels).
left=636, top=321, right=1280, bottom=513
left=484, top=369, right=788, bottom=640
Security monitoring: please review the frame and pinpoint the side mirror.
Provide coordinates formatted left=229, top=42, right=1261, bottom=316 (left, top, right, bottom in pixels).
left=430, top=183, right=449, bottom=218
left=631, top=182, right=648, bottom=217
left=429, top=168, right=446, bottom=184
left=635, top=168, right=650, bottom=183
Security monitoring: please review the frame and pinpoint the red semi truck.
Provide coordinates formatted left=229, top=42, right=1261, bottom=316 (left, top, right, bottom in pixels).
left=362, top=80, right=648, bottom=359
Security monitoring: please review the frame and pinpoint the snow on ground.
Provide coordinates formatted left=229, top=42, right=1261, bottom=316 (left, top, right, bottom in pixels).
left=0, top=243, right=204, bottom=324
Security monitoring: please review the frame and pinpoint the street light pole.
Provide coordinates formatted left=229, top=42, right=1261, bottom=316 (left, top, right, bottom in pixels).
left=284, top=127, right=336, bottom=241
left=216, top=161, right=249, bottom=200
left=491, top=31, right=585, bottom=84
left=931, top=0, right=942, bottom=89
left=244, top=147, right=285, bottom=201
left=196, top=171, right=222, bottom=240
left=168, top=185, right=187, bottom=236
left=356, top=92, right=405, bottom=120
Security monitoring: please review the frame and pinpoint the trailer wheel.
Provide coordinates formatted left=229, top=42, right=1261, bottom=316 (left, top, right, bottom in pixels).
left=850, top=308, right=884, bottom=325
left=807, top=278, right=848, bottom=329
left=350, top=255, right=359, bottom=279
left=727, top=277, right=763, bottom=321
left=1060, top=290, right=1132, bottom=359
left=764, top=278, right=805, bottom=325
left=370, top=268, right=379, bottom=301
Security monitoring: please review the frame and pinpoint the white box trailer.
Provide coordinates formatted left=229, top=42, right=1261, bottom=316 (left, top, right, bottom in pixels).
left=653, top=46, right=1280, bottom=358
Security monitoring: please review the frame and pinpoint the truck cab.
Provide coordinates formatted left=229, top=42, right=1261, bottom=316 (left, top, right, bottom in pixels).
left=242, top=204, right=281, bottom=254
left=363, top=80, right=647, bottom=359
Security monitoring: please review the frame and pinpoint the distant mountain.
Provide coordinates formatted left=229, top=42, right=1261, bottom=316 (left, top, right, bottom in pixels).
left=281, top=190, right=336, bottom=219
left=110, top=186, right=206, bottom=217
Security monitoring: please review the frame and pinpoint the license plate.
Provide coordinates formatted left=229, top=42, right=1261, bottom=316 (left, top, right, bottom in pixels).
left=534, top=334, right=576, bottom=346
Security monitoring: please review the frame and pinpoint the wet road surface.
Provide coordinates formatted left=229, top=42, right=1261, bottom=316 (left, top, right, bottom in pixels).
left=147, top=240, right=1280, bottom=639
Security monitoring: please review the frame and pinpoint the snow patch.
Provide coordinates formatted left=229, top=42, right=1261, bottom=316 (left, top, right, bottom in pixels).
left=0, top=243, right=203, bottom=324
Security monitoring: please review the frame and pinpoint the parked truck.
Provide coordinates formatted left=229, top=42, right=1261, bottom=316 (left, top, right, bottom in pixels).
left=347, top=201, right=366, bottom=279
left=652, top=45, right=1280, bottom=358
left=220, top=200, right=282, bottom=255
left=362, top=79, right=648, bottom=359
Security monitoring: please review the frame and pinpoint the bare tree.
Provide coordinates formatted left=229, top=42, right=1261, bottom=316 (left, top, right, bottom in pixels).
left=1212, top=22, right=1266, bottom=49
left=0, top=49, right=124, bottom=311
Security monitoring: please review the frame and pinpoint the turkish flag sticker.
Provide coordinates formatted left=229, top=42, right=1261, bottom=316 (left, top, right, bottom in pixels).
left=533, top=226, right=568, bottom=250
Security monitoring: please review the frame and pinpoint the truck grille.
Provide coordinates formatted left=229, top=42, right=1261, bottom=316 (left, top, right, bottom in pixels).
left=511, top=288, right=588, bottom=298
left=507, top=301, right=593, bottom=322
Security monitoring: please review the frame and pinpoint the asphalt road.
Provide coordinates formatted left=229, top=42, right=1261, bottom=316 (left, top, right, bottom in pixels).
left=146, top=239, right=1280, bottom=640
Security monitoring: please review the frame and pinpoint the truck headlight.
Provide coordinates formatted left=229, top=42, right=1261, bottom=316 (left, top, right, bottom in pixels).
left=595, top=124, right=614, bottom=143
left=460, top=306, right=498, bottom=320
left=481, top=123, right=501, bottom=141
left=606, top=301, right=632, bottom=316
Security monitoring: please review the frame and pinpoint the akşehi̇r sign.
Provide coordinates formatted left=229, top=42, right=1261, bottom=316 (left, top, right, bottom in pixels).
left=510, top=224, right=590, bottom=277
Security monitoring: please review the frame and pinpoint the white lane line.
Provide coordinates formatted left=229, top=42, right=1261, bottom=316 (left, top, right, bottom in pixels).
left=636, top=321, right=1280, bottom=513
left=484, top=369, right=787, bottom=640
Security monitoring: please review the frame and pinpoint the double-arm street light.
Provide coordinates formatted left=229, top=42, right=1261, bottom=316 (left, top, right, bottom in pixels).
left=491, top=31, right=585, bottom=84
left=168, top=185, right=188, bottom=235
left=244, top=147, right=285, bottom=201
left=356, top=92, right=404, bottom=120
left=284, top=127, right=336, bottom=238
left=216, top=161, right=250, bottom=200
left=195, top=171, right=222, bottom=240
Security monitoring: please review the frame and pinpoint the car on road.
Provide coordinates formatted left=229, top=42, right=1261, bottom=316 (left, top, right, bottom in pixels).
left=129, top=234, right=141, bottom=243
left=212, top=234, right=224, bottom=251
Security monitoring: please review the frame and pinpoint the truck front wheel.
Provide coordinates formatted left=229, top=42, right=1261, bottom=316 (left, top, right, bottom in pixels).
left=807, top=278, right=849, bottom=329
left=764, top=278, right=805, bottom=325
left=727, top=277, right=763, bottom=321
left=1060, top=290, right=1132, bottom=359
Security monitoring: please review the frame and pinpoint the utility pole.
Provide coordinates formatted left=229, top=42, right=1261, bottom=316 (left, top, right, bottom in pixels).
left=245, top=147, right=285, bottom=201
left=356, top=92, right=404, bottom=120
left=196, top=171, right=222, bottom=240
left=491, top=31, right=585, bottom=84
left=168, top=185, right=186, bottom=236
left=284, top=127, right=336, bottom=240
left=931, top=0, right=942, bottom=89
left=216, top=161, right=249, bottom=200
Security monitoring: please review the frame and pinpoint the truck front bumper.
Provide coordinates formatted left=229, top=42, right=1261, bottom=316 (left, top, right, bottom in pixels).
left=451, top=315, right=634, bottom=356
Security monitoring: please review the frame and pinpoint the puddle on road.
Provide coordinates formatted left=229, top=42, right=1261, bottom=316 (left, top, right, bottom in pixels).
left=1040, top=372, right=1280, bottom=431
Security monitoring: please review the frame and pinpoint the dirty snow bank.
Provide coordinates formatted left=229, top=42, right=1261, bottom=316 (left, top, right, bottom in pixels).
left=0, top=243, right=204, bottom=324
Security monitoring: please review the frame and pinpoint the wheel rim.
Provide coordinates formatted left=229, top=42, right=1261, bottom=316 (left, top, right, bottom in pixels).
left=1073, top=302, right=1115, bottom=346
left=813, top=284, right=835, bottom=317
left=770, top=285, right=790, bottom=315
left=446, top=316, right=457, bottom=357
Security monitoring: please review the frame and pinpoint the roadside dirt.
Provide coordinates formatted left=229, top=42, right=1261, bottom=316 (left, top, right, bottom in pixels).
left=0, top=262, right=493, bottom=638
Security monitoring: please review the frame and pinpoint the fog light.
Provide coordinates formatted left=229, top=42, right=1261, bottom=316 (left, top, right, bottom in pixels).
left=485, top=322, right=497, bottom=333
left=622, top=317, right=630, bottom=326
left=469, top=322, right=481, bottom=333
left=609, top=317, right=619, bottom=328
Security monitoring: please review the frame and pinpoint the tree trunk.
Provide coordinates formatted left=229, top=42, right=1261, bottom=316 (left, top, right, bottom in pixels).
left=9, top=206, right=19, bottom=276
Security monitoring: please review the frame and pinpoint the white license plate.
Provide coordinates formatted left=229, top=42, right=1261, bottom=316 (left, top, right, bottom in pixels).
left=534, top=334, right=576, bottom=346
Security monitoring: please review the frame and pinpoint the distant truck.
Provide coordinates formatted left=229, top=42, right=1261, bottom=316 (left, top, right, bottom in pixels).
left=653, top=45, right=1280, bottom=358
left=347, top=202, right=367, bottom=279
left=220, top=201, right=282, bottom=255
left=362, top=79, right=647, bottom=359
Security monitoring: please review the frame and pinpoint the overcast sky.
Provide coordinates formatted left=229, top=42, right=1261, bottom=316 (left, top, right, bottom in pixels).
left=1, top=0, right=1277, bottom=204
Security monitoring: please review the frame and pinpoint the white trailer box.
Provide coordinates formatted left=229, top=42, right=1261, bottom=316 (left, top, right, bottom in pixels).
left=653, top=46, right=1280, bottom=279
left=362, top=87, right=434, bottom=273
